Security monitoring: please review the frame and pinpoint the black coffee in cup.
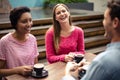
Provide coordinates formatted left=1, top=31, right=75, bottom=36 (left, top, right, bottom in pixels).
left=74, top=54, right=84, bottom=63
left=32, top=63, right=44, bottom=76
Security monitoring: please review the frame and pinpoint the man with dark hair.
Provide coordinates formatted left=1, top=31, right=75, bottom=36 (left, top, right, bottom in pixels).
left=63, top=0, right=120, bottom=80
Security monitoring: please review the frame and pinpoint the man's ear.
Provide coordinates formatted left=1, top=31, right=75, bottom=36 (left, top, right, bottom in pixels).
left=113, top=17, right=119, bottom=28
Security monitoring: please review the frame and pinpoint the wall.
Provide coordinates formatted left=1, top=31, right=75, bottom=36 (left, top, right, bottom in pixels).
left=8, top=0, right=44, bottom=8
left=8, top=0, right=107, bottom=12
left=88, top=0, right=107, bottom=12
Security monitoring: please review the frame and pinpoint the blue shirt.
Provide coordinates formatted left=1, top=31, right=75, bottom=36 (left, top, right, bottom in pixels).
left=63, top=42, right=120, bottom=80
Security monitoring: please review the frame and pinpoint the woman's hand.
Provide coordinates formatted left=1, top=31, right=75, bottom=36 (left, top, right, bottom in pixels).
left=65, top=53, right=75, bottom=62
left=14, top=66, right=33, bottom=76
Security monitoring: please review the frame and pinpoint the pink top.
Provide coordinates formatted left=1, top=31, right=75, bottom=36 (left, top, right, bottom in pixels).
left=0, top=33, right=39, bottom=68
left=45, top=26, right=85, bottom=63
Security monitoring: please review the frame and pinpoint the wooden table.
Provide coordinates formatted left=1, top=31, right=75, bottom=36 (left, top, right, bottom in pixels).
left=6, top=53, right=97, bottom=80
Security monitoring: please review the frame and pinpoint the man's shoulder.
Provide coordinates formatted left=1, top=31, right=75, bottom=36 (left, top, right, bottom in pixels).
left=92, top=49, right=120, bottom=73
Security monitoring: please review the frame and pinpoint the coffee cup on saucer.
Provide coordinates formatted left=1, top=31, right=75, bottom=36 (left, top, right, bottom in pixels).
left=32, top=63, right=44, bottom=77
left=31, top=63, right=48, bottom=78
left=74, top=54, right=84, bottom=63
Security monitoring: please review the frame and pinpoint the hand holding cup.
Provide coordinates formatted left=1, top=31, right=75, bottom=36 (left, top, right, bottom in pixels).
left=74, top=54, right=84, bottom=63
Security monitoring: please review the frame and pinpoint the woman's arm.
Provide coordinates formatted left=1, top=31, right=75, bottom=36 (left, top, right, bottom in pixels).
left=0, top=60, right=32, bottom=76
left=0, top=60, right=18, bottom=76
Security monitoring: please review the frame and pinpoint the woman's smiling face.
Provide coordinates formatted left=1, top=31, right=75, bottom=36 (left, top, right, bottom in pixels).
left=55, top=5, right=70, bottom=23
left=16, top=12, right=33, bottom=34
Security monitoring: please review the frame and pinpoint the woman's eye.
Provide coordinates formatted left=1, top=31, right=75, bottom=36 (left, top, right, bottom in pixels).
left=21, top=20, right=27, bottom=23
left=62, top=10, right=66, bottom=13
left=56, top=12, right=60, bottom=15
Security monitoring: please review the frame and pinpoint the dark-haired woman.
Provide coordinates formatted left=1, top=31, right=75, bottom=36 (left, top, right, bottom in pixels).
left=0, top=6, right=39, bottom=77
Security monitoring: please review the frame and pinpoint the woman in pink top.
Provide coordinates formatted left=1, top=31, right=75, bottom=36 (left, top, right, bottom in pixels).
left=45, top=4, right=85, bottom=63
left=0, top=7, right=39, bottom=77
